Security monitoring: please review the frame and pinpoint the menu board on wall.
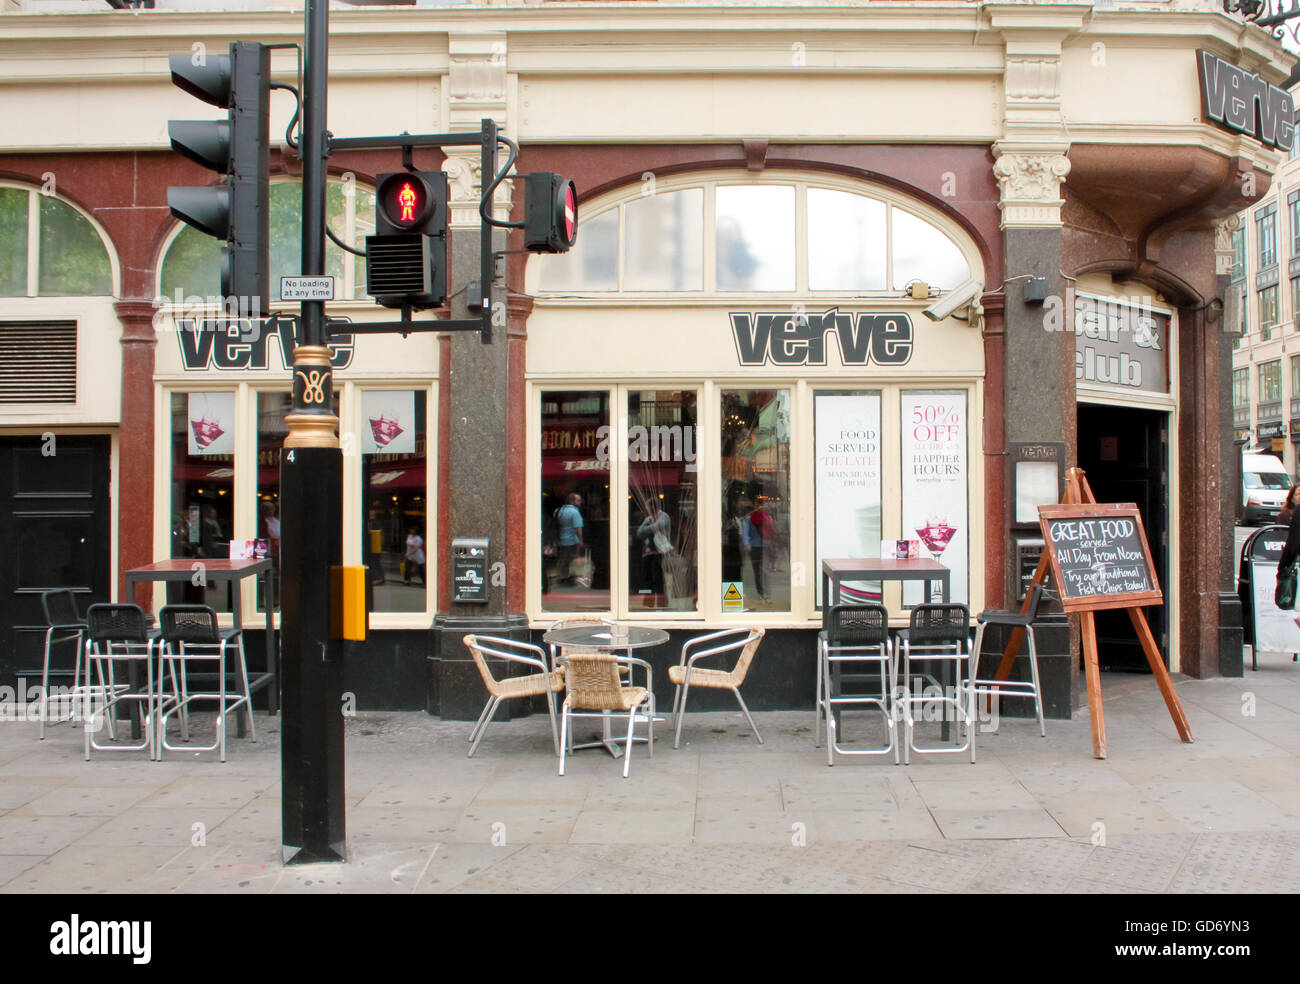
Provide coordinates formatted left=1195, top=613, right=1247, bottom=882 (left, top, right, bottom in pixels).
left=187, top=392, right=235, bottom=456
left=814, top=392, right=882, bottom=605
left=901, top=391, right=968, bottom=605
left=361, top=391, right=416, bottom=454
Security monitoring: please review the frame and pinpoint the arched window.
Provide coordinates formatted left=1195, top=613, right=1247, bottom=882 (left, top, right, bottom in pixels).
left=158, top=177, right=377, bottom=303
left=0, top=184, right=114, bottom=297
left=532, top=173, right=975, bottom=296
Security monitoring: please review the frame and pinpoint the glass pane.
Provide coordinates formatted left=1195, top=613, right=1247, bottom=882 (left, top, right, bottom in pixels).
left=268, top=183, right=302, bottom=302
left=891, top=208, right=969, bottom=291
left=255, top=390, right=338, bottom=613
left=715, top=186, right=795, bottom=291
left=814, top=392, right=882, bottom=606
left=541, top=391, right=610, bottom=611
left=624, top=189, right=703, bottom=291
left=900, top=391, right=969, bottom=606
left=38, top=197, right=111, bottom=296
left=536, top=209, right=618, bottom=292
left=160, top=225, right=220, bottom=302
left=628, top=390, right=698, bottom=612
left=169, top=391, right=236, bottom=613
left=362, top=390, right=429, bottom=613
left=0, top=188, right=28, bottom=296
left=721, top=389, right=791, bottom=612
left=808, top=189, right=887, bottom=291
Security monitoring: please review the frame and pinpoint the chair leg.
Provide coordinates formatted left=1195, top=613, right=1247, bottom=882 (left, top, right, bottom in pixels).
left=39, top=627, right=53, bottom=740
left=467, top=697, right=500, bottom=759
left=673, top=679, right=691, bottom=749
left=814, top=640, right=824, bottom=747
left=559, top=703, right=570, bottom=776
left=467, top=696, right=493, bottom=745
left=623, top=705, right=637, bottom=779
left=545, top=687, right=560, bottom=757
left=1026, top=628, right=1046, bottom=738
left=236, top=639, right=256, bottom=744
left=733, top=688, right=762, bottom=744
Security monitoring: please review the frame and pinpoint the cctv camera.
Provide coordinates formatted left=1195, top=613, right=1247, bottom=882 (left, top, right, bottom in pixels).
left=923, top=278, right=984, bottom=322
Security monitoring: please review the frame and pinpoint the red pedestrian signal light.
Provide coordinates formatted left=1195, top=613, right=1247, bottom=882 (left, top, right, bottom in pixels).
left=376, top=171, right=441, bottom=234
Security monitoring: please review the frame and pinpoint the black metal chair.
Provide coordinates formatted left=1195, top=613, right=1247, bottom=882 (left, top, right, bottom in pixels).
left=896, top=603, right=973, bottom=764
left=816, top=604, right=897, bottom=765
left=157, top=604, right=255, bottom=762
left=969, top=584, right=1048, bottom=751
left=38, top=589, right=88, bottom=740
left=83, top=603, right=156, bottom=760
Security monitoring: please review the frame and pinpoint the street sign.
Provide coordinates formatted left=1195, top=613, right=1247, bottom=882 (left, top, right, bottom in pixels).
left=281, top=276, right=335, bottom=301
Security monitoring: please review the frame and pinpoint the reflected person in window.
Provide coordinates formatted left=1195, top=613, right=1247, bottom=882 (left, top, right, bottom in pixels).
left=744, top=500, right=774, bottom=600
left=554, top=493, right=584, bottom=586
left=637, top=501, right=672, bottom=607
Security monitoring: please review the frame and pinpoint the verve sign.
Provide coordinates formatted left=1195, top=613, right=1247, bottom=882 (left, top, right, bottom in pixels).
left=1197, top=49, right=1294, bottom=152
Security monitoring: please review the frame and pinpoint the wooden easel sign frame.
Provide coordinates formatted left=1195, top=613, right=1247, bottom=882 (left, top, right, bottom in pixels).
left=992, top=467, right=1192, bottom=758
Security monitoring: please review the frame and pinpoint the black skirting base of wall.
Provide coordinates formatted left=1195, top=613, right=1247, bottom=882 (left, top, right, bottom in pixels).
left=429, top=613, right=531, bottom=721
left=1219, top=591, right=1244, bottom=678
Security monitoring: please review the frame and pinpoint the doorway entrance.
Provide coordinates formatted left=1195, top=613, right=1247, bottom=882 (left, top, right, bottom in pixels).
left=1076, top=403, right=1169, bottom=671
left=0, top=434, right=112, bottom=687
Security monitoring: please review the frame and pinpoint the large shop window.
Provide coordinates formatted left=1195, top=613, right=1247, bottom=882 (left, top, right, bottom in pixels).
left=628, top=390, right=698, bottom=612
left=541, top=391, right=611, bottom=611
left=534, top=178, right=972, bottom=296
left=362, top=390, right=429, bottom=613
left=721, top=390, right=791, bottom=612
left=159, top=179, right=376, bottom=302
left=170, top=391, right=237, bottom=613
left=0, top=185, right=113, bottom=297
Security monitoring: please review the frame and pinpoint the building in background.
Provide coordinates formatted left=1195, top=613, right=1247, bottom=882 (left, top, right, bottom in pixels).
left=0, top=0, right=1291, bottom=717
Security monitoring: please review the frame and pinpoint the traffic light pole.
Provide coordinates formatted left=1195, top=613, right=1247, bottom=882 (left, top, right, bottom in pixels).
left=280, top=0, right=346, bottom=864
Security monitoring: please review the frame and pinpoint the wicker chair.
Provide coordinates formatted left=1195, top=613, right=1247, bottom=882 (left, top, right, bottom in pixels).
left=897, top=604, right=973, bottom=764
left=668, top=627, right=765, bottom=749
left=817, top=604, right=897, bottom=765
left=546, top=616, right=616, bottom=672
left=559, top=651, right=654, bottom=778
left=464, top=635, right=564, bottom=758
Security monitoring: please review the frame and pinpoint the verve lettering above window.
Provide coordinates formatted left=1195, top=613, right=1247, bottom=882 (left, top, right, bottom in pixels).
left=1197, top=50, right=1295, bottom=152
left=731, top=310, right=913, bottom=367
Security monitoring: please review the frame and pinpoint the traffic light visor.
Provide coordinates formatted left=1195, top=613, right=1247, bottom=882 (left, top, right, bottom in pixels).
left=168, top=185, right=231, bottom=240
left=168, top=52, right=233, bottom=109
left=169, top=120, right=231, bottom=173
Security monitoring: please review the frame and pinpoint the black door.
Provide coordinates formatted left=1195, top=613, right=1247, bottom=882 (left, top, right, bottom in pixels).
left=0, top=434, right=112, bottom=688
left=1076, top=404, right=1168, bottom=671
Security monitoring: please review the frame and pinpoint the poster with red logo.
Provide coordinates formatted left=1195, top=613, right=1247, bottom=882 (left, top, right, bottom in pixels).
left=901, top=391, right=967, bottom=606
left=187, top=392, right=235, bottom=456
left=361, top=391, right=416, bottom=454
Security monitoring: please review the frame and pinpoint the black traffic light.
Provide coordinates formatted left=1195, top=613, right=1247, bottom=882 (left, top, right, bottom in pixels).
left=167, top=41, right=270, bottom=317
left=523, top=172, right=578, bottom=253
left=365, top=170, right=448, bottom=309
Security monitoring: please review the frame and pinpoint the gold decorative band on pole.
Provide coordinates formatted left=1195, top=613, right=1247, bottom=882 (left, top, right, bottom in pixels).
left=285, top=344, right=339, bottom=449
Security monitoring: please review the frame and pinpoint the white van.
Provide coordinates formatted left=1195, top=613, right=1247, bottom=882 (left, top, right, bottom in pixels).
left=1243, top=452, right=1293, bottom=525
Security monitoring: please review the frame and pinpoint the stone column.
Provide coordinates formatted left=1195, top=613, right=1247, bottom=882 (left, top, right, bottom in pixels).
left=113, top=299, right=157, bottom=607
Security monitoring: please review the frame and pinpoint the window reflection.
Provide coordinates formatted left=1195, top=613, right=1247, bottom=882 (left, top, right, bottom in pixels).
left=362, top=390, right=428, bottom=613
left=536, top=209, right=619, bottom=292
left=716, top=186, right=795, bottom=291
left=891, top=207, right=969, bottom=291
left=625, top=190, right=703, bottom=291
left=808, top=189, right=887, bottom=291
left=628, top=391, right=698, bottom=612
left=721, top=390, right=791, bottom=612
left=541, top=391, right=610, bottom=611
left=169, top=392, right=235, bottom=613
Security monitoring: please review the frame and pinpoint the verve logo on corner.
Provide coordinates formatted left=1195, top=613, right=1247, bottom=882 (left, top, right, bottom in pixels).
left=175, top=319, right=354, bottom=372
left=730, top=310, right=913, bottom=367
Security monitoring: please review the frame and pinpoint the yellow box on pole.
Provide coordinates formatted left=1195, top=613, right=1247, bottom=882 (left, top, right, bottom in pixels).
left=331, top=565, right=368, bottom=641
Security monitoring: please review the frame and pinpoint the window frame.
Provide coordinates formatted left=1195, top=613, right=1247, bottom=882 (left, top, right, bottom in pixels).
left=529, top=171, right=980, bottom=301
left=0, top=181, right=118, bottom=298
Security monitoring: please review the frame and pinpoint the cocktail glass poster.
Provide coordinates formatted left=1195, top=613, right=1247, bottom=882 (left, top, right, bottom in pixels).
left=814, top=392, right=881, bottom=606
left=901, top=391, right=968, bottom=605
left=187, top=392, right=235, bottom=456
left=361, top=391, right=416, bottom=455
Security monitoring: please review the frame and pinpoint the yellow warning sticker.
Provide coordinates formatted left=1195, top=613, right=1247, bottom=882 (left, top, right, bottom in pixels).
left=722, top=581, right=744, bottom=611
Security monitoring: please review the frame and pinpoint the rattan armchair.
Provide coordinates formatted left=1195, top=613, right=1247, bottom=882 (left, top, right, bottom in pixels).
left=668, top=627, right=765, bottom=749
left=464, top=634, right=564, bottom=758
left=559, top=651, right=654, bottom=778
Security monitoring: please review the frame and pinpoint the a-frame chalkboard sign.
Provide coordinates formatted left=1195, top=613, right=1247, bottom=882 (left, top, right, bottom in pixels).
left=991, top=467, right=1192, bottom=758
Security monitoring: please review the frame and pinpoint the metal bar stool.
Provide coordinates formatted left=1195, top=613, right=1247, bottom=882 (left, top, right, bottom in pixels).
left=897, top=603, right=973, bottom=764
left=38, top=589, right=88, bottom=740
left=83, top=604, right=156, bottom=760
left=817, top=604, right=898, bottom=765
left=969, top=584, right=1048, bottom=756
left=157, top=604, right=256, bottom=762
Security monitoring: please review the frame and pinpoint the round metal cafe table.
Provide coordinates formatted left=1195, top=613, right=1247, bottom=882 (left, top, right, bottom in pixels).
left=542, top=624, right=669, bottom=757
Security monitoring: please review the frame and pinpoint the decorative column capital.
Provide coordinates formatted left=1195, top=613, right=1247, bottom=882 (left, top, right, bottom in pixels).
left=991, top=145, right=1071, bottom=229
left=1214, top=214, right=1243, bottom=277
